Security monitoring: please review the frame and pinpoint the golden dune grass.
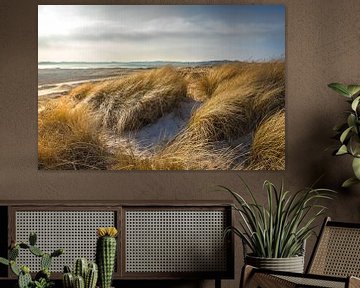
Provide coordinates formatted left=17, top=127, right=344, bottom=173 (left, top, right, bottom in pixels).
left=246, top=110, right=285, bottom=170
left=190, top=63, right=244, bottom=101
left=112, top=140, right=237, bottom=170
left=39, top=62, right=285, bottom=170
left=38, top=98, right=109, bottom=170
left=68, top=83, right=95, bottom=100
left=72, top=66, right=187, bottom=133
left=182, top=61, right=285, bottom=144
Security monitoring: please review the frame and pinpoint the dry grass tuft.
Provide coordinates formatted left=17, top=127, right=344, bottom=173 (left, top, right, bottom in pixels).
left=38, top=98, right=109, bottom=170
left=245, top=110, right=285, bottom=170
left=69, top=83, right=95, bottom=100
left=184, top=61, right=285, bottom=143
left=73, top=66, right=187, bottom=133
left=190, top=63, right=244, bottom=101
left=112, top=139, right=237, bottom=170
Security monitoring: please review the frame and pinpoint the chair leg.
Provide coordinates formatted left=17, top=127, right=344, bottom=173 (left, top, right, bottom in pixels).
left=215, top=278, right=221, bottom=288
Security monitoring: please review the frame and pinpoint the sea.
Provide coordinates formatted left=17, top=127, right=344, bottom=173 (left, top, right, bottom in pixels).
left=38, top=60, right=231, bottom=70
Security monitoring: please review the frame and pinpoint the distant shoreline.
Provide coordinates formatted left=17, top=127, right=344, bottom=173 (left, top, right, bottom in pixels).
left=38, top=67, right=146, bottom=99
left=38, top=59, right=238, bottom=69
left=38, top=67, right=143, bottom=85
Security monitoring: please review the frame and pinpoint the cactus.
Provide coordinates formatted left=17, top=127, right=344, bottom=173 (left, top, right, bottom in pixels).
left=10, top=260, right=20, bottom=276
left=35, top=268, right=50, bottom=281
left=9, top=246, right=19, bottom=260
left=96, top=227, right=118, bottom=288
left=29, top=246, right=44, bottom=257
left=18, top=267, right=31, bottom=288
left=0, top=257, right=9, bottom=266
left=19, top=243, right=30, bottom=249
left=63, top=260, right=98, bottom=288
left=64, top=265, right=72, bottom=273
left=0, top=232, right=63, bottom=288
left=74, top=258, right=88, bottom=279
left=62, top=265, right=74, bottom=288
left=74, top=275, right=85, bottom=288
left=85, top=263, right=98, bottom=288
left=41, top=253, right=52, bottom=270
left=29, top=232, right=37, bottom=246
left=51, top=248, right=64, bottom=258
left=63, top=272, right=74, bottom=288
left=18, top=270, right=32, bottom=288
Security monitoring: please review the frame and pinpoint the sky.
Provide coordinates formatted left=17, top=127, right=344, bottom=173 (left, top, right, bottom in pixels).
left=38, top=5, right=285, bottom=62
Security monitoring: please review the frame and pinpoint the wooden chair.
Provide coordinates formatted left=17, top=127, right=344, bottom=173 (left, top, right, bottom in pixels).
left=241, top=217, right=360, bottom=288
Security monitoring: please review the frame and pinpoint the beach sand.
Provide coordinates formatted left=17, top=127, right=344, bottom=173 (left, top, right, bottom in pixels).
left=38, top=68, right=145, bottom=97
left=38, top=68, right=146, bottom=111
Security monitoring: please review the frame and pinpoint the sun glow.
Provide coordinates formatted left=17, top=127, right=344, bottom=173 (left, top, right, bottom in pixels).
left=38, top=6, right=84, bottom=37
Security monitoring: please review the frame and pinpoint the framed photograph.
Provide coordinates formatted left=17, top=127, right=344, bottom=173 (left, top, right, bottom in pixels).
left=38, top=5, right=285, bottom=170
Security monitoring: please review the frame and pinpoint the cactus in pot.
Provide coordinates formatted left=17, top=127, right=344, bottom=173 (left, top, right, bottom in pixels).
left=96, top=227, right=118, bottom=288
left=62, top=260, right=98, bottom=288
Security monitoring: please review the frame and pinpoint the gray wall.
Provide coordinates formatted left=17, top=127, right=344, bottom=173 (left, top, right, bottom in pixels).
left=1, top=0, right=360, bottom=287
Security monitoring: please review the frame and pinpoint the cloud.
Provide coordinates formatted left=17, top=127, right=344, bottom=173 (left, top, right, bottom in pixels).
left=38, top=5, right=285, bottom=61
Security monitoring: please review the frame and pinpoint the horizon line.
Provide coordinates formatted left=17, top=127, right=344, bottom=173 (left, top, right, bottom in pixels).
left=38, top=58, right=284, bottom=64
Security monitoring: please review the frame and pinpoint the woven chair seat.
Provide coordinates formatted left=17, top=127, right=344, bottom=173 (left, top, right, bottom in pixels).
left=241, top=218, right=360, bottom=288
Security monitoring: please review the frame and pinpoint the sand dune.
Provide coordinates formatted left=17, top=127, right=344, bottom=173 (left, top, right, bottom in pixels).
left=38, top=62, right=285, bottom=170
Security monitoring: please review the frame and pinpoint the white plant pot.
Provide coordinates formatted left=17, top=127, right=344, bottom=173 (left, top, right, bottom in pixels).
left=245, top=254, right=305, bottom=273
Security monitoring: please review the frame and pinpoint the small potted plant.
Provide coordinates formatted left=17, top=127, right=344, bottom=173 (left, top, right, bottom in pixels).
left=328, top=82, right=360, bottom=187
left=221, top=179, right=334, bottom=273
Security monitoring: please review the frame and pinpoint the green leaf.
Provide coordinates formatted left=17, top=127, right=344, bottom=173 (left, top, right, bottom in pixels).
left=342, top=177, right=360, bottom=188
left=0, top=257, right=9, bottom=266
left=352, top=157, right=360, bottom=179
left=348, top=85, right=360, bottom=97
left=336, top=145, right=348, bottom=155
left=347, top=114, right=356, bottom=128
left=348, top=135, right=360, bottom=156
left=351, top=96, right=360, bottom=111
left=328, top=83, right=351, bottom=97
left=340, top=126, right=352, bottom=143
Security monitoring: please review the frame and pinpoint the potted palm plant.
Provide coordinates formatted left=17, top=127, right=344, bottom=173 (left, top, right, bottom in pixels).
left=222, top=179, right=334, bottom=273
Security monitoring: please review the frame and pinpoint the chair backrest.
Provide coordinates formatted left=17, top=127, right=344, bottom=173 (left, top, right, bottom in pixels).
left=307, top=217, right=360, bottom=277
